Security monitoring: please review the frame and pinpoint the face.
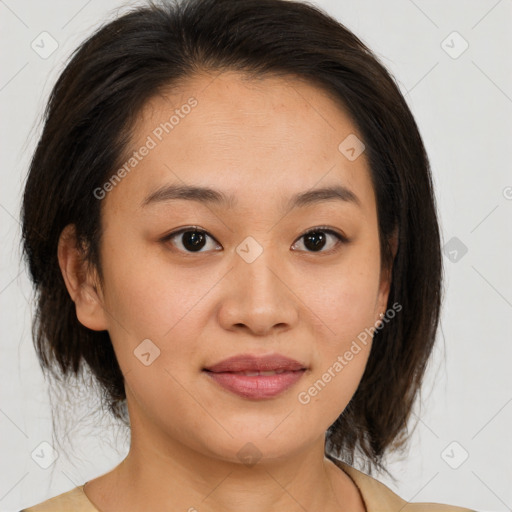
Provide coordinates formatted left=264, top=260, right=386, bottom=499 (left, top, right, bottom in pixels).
left=81, top=71, right=392, bottom=463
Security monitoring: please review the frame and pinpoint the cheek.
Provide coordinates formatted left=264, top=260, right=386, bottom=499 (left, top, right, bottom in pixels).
left=306, top=253, right=381, bottom=341
left=100, top=228, right=196, bottom=330
left=298, top=249, right=380, bottom=398
left=99, top=255, right=208, bottom=435
left=98, top=233, right=207, bottom=377
left=295, top=274, right=377, bottom=429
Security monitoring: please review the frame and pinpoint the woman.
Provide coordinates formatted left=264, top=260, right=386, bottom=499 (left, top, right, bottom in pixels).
left=19, top=0, right=475, bottom=510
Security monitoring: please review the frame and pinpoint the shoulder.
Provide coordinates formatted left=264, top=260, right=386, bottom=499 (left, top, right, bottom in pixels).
left=20, top=485, right=99, bottom=512
left=333, top=459, right=477, bottom=512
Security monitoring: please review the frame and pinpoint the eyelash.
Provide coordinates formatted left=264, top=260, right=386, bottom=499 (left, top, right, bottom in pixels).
left=160, top=225, right=349, bottom=255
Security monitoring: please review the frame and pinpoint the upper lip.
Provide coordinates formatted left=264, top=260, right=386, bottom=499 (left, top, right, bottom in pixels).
left=203, top=353, right=307, bottom=373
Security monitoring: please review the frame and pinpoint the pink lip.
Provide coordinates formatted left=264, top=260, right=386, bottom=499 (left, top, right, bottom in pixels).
left=203, top=353, right=307, bottom=400
left=204, top=353, right=306, bottom=373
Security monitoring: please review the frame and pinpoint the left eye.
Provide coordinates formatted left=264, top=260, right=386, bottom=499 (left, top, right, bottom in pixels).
left=162, top=226, right=347, bottom=254
left=291, top=228, right=347, bottom=253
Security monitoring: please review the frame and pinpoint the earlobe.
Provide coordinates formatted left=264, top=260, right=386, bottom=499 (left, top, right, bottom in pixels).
left=57, top=224, right=109, bottom=332
left=375, top=226, right=399, bottom=322
left=389, top=226, right=399, bottom=261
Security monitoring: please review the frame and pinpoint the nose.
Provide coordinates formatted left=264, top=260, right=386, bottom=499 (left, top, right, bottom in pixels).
left=217, top=244, right=300, bottom=337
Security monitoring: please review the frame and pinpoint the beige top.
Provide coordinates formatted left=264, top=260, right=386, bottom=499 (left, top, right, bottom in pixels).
left=21, top=460, right=476, bottom=512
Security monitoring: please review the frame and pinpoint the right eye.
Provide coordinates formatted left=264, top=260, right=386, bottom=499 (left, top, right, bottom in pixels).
left=161, top=227, right=222, bottom=253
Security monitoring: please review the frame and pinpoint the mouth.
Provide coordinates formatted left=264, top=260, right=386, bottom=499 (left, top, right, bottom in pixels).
left=215, top=369, right=292, bottom=376
left=203, top=353, right=307, bottom=400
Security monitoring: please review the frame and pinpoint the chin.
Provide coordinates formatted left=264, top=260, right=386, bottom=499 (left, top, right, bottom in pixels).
left=193, top=421, right=320, bottom=467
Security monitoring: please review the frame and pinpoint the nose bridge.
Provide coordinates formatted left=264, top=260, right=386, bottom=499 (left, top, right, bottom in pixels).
left=234, top=234, right=283, bottom=298
left=217, top=233, right=298, bottom=335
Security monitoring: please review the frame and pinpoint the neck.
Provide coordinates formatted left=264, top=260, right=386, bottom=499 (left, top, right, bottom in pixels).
left=84, top=403, right=364, bottom=512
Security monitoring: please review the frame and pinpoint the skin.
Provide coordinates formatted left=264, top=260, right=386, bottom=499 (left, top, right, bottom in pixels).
left=58, top=70, right=397, bottom=512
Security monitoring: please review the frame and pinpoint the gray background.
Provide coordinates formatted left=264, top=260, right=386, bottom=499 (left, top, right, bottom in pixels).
left=1, top=0, right=511, bottom=511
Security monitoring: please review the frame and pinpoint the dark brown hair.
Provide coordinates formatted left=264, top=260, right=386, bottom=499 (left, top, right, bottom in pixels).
left=21, top=0, right=442, bottom=478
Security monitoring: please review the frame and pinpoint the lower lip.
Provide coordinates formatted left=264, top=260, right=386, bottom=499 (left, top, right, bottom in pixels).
left=204, top=370, right=306, bottom=399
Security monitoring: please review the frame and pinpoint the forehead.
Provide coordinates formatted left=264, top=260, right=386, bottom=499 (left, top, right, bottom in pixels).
left=105, top=71, right=375, bottom=217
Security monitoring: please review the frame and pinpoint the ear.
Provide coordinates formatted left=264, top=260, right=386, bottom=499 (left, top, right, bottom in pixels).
left=57, top=224, right=109, bottom=331
left=374, top=226, right=399, bottom=322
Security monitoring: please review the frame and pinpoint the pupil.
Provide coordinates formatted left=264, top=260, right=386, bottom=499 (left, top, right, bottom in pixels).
left=183, top=231, right=206, bottom=251
left=305, top=231, right=326, bottom=251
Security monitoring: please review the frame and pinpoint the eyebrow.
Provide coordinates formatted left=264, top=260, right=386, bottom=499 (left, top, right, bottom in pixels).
left=141, top=183, right=361, bottom=210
